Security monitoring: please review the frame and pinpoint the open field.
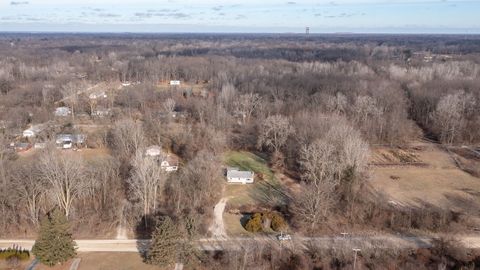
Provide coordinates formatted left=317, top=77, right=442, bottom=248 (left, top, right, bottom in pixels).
left=370, top=141, right=480, bottom=213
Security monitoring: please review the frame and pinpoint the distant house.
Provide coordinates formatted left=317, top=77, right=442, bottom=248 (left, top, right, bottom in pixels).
left=54, top=106, right=71, bottom=117
left=169, top=80, right=181, bottom=86
left=121, top=82, right=131, bottom=87
left=55, top=134, right=86, bottom=149
left=34, top=142, right=47, bottom=149
left=145, top=145, right=162, bottom=157
left=145, top=145, right=179, bottom=172
left=226, top=168, right=254, bottom=184
left=161, top=155, right=179, bottom=172
left=23, top=124, right=46, bottom=138
left=89, top=91, right=107, bottom=100
left=12, top=142, right=32, bottom=152
left=91, top=108, right=111, bottom=117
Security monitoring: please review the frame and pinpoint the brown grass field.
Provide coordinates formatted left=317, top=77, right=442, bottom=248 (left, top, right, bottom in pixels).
left=370, top=141, right=480, bottom=212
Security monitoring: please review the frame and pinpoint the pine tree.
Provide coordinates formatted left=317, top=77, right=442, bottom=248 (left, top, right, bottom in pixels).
left=146, top=216, right=181, bottom=267
left=32, top=208, right=77, bottom=266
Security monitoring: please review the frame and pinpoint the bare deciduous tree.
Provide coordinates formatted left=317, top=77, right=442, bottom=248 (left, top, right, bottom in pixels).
left=432, top=91, right=476, bottom=144
left=234, top=93, right=262, bottom=123
left=170, top=151, right=222, bottom=215
left=112, top=118, right=145, bottom=159
left=38, top=149, right=88, bottom=218
left=127, top=150, right=166, bottom=219
left=11, top=162, right=47, bottom=226
left=163, top=98, right=176, bottom=114
left=61, top=81, right=84, bottom=120
left=296, top=120, right=369, bottom=227
left=219, top=83, right=236, bottom=108
left=257, top=115, right=294, bottom=153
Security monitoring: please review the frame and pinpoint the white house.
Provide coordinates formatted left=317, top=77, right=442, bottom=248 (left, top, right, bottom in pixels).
left=226, top=168, right=254, bottom=184
left=169, top=80, right=181, bottom=86
left=55, top=134, right=86, bottom=149
left=161, top=155, right=179, bottom=172
left=89, top=91, right=107, bottom=100
left=23, top=124, right=45, bottom=138
left=91, top=108, right=111, bottom=117
left=145, top=145, right=162, bottom=157
left=54, top=106, right=71, bottom=117
left=145, top=146, right=179, bottom=172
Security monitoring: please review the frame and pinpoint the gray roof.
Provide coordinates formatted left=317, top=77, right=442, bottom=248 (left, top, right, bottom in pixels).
left=227, top=168, right=254, bottom=179
left=56, top=134, right=86, bottom=144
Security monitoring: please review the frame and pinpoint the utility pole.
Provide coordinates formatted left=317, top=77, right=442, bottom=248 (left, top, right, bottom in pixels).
left=353, top=248, right=361, bottom=270
left=306, top=27, right=310, bottom=35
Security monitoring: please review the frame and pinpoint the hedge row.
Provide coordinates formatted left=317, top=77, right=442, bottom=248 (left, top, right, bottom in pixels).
left=0, top=248, right=30, bottom=261
left=244, top=212, right=288, bottom=233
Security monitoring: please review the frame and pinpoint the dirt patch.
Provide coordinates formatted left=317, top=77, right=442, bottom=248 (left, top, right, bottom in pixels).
left=209, top=197, right=228, bottom=239
left=370, top=146, right=424, bottom=166
left=370, top=141, right=480, bottom=216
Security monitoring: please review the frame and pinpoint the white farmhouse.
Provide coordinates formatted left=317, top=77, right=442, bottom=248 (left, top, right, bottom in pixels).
left=145, top=145, right=162, bottom=157
left=161, top=155, right=179, bottom=172
left=226, top=168, right=254, bottom=184
left=54, top=106, right=72, bottom=117
left=145, top=146, right=179, bottom=172
left=23, top=124, right=45, bottom=138
left=55, top=134, right=86, bottom=149
left=89, top=91, right=107, bottom=100
left=169, top=80, right=181, bottom=86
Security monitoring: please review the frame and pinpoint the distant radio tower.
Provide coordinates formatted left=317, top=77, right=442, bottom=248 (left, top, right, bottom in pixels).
left=306, top=27, right=310, bottom=35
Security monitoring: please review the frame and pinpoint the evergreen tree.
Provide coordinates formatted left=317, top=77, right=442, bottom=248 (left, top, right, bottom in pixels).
left=146, top=216, right=181, bottom=267
left=32, top=208, right=77, bottom=266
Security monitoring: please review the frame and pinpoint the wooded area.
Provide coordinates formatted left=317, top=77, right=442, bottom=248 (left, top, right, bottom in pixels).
left=0, top=33, right=479, bottom=269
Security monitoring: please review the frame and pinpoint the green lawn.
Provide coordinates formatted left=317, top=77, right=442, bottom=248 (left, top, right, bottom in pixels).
left=223, top=151, right=274, bottom=181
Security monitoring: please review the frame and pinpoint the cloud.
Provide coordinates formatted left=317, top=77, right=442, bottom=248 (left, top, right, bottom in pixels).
left=134, top=11, right=190, bottom=19
left=235, top=14, right=247, bottom=20
left=99, top=13, right=121, bottom=18
left=10, top=1, right=29, bottom=5
left=212, top=5, right=223, bottom=11
left=287, top=1, right=296, bottom=4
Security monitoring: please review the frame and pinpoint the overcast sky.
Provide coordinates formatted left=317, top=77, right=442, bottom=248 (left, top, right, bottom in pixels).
left=0, top=0, right=479, bottom=33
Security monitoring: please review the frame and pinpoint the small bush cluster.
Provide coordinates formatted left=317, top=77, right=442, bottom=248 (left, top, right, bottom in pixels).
left=244, top=212, right=288, bottom=233
left=0, top=247, right=30, bottom=261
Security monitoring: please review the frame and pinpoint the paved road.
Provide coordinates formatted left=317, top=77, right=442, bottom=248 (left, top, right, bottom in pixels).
left=0, top=235, right=478, bottom=253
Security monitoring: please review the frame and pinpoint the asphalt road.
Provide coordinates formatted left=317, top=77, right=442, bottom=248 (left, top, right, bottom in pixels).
left=1, top=235, right=479, bottom=252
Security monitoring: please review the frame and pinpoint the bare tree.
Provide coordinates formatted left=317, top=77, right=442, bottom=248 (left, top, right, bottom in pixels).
left=257, top=115, right=294, bottom=153
left=11, top=162, right=47, bottom=226
left=293, top=181, right=335, bottom=230
left=169, top=151, right=222, bottom=215
left=61, top=81, right=84, bottom=120
left=432, top=91, right=476, bottom=144
left=127, top=150, right=166, bottom=219
left=111, top=118, right=146, bottom=159
left=163, top=98, right=176, bottom=114
left=234, top=93, right=262, bottom=123
left=296, top=121, right=369, bottom=227
left=38, top=149, right=88, bottom=218
left=219, top=83, right=236, bottom=108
